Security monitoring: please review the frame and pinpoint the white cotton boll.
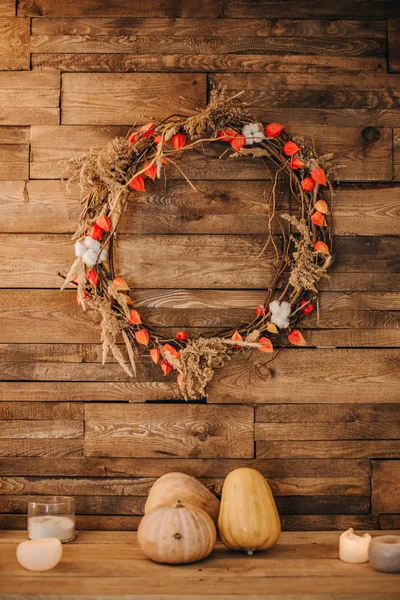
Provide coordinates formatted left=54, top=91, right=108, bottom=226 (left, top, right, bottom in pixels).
left=253, top=130, right=265, bottom=143
left=82, top=248, right=99, bottom=267
left=280, top=301, right=291, bottom=318
left=275, top=316, right=290, bottom=329
left=269, top=301, right=281, bottom=315
left=99, top=249, right=107, bottom=263
left=75, top=240, right=86, bottom=257
left=84, top=236, right=101, bottom=251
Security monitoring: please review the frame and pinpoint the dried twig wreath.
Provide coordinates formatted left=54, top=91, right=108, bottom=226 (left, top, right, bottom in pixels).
left=60, top=89, right=335, bottom=400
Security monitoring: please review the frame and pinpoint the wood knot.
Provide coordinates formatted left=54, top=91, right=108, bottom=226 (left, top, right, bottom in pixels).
left=173, top=533, right=182, bottom=539
left=255, top=363, right=273, bottom=379
left=194, top=432, right=208, bottom=442
left=361, top=127, right=381, bottom=143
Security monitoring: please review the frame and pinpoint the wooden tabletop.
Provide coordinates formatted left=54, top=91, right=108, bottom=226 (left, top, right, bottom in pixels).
left=0, top=530, right=399, bottom=599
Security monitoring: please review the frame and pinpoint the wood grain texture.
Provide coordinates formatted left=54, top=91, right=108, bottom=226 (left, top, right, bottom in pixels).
left=372, top=460, right=400, bottom=513
left=1, top=3, right=399, bottom=533
left=84, top=404, right=254, bottom=458
left=1, top=532, right=400, bottom=596
left=0, top=18, right=29, bottom=70
left=388, top=19, right=400, bottom=72
left=62, top=73, right=207, bottom=124
left=2, top=180, right=400, bottom=237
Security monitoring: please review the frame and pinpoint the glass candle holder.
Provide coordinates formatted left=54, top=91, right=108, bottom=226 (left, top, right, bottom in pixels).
left=28, top=497, right=75, bottom=543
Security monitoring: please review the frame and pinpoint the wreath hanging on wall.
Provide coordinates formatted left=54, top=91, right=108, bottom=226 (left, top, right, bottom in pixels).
left=60, top=89, right=335, bottom=400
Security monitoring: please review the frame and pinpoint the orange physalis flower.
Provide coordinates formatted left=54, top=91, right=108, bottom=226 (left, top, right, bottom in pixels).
left=127, top=309, right=141, bottom=325
left=88, top=223, right=103, bottom=240
left=129, top=175, right=145, bottom=192
left=87, top=269, right=99, bottom=286
left=311, top=211, right=326, bottom=227
left=112, top=277, right=129, bottom=291
left=143, top=162, right=157, bottom=180
left=283, top=141, right=300, bottom=156
left=96, top=215, right=111, bottom=232
left=140, top=122, right=155, bottom=138
left=314, top=241, right=330, bottom=254
left=288, top=330, right=307, bottom=346
left=153, top=134, right=166, bottom=145
left=176, top=331, right=188, bottom=341
left=291, top=157, right=304, bottom=169
left=258, top=337, right=274, bottom=353
left=300, top=300, right=314, bottom=315
left=123, top=294, right=133, bottom=305
left=161, top=359, right=173, bottom=376
left=301, top=177, right=316, bottom=192
left=265, top=123, right=284, bottom=138
left=219, top=128, right=237, bottom=142
left=162, top=343, right=181, bottom=359
left=171, top=133, right=187, bottom=150
left=231, top=330, right=243, bottom=348
left=128, top=132, right=139, bottom=144
left=256, top=304, right=267, bottom=317
left=150, top=348, right=160, bottom=364
left=311, top=167, right=327, bottom=186
left=135, top=329, right=149, bottom=346
left=314, top=199, right=329, bottom=214
left=230, top=134, right=246, bottom=152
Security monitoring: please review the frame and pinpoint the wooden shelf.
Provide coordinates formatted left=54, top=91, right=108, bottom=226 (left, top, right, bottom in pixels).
left=0, top=530, right=399, bottom=598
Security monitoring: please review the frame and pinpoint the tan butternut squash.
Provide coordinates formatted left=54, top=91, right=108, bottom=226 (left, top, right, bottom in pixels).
left=144, top=472, right=220, bottom=524
left=138, top=500, right=216, bottom=564
left=218, top=467, right=281, bottom=555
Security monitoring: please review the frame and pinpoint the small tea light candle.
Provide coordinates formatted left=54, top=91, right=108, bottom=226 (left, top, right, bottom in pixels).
left=339, top=528, right=371, bottom=563
left=28, top=497, right=75, bottom=543
left=17, top=538, right=62, bottom=571
left=369, top=535, right=400, bottom=573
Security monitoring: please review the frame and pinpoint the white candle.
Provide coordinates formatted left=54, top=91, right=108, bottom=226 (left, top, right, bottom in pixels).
left=28, top=515, right=75, bottom=542
left=17, top=538, right=63, bottom=571
left=339, top=528, right=371, bottom=563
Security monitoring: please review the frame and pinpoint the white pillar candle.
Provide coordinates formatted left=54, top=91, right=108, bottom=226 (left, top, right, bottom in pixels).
left=339, top=528, right=371, bottom=563
left=17, top=538, right=62, bottom=571
left=28, top=515, right=75, bottom=542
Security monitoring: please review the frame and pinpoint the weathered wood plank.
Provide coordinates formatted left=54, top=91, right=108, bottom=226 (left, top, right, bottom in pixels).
left=0, top=145, right=28, bottom=180
left=0, top=71, right=60, bottom=125
left=84, top=404, right=254, bottom=459
left=1, top=290, right=399, bottom=344
left=0, top=18, right=29, bottom=70
left=2, top=180, right=399, bottom=237
left=380, top=515, right=400, bottom=529
left=0, top=0, right=15, bottom=17
left=0, top=420, right=83, bottom=439
left=0, top=439, right=83, bottom=457
left=0, top=402, right=83, bottom=420
left=31, top=34, right=386, bottom=58
left=32, top=53, right=386, bottom=74
left=208, top=349, right=400, bottom=404
left=0, top=381, right=178, bottom=402
left=257, top=440, right=400, bottom=459
left=31, top=18, right=387, bottom=38
left=372, top=460, right=400, bottom=514
left=0, top=128, right=30, bottom=144
left=30, top=124, right=393, bottom=181
left=256, top=423, right=400, bottom=441
left=388, top=19, right=400, bottom=72
left=223, top=1, right=400, bottom=19
left=394, top=128, right=400, bottom=180
left=0, top=457, right=371, bottom=477
left=0, top=474, right=368, bottom=497
left=18, top=0, right=221, bottom=17
left=0, top=494, right=370, bottom=516
left=1, top=234, right=399, bottom=289
left=256, top=403, right=400, bottom=423
left=62, top=73, right=207, bottom=125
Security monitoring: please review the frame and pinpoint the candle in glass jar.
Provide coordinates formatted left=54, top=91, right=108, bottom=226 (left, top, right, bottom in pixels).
left=28, top=515, right=75, bottom=542
left=339, top=528, right=371, bottom=563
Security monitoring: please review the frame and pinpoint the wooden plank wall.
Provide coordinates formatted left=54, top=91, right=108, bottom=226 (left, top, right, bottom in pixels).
left=0, top=0, right=399, bottom=532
